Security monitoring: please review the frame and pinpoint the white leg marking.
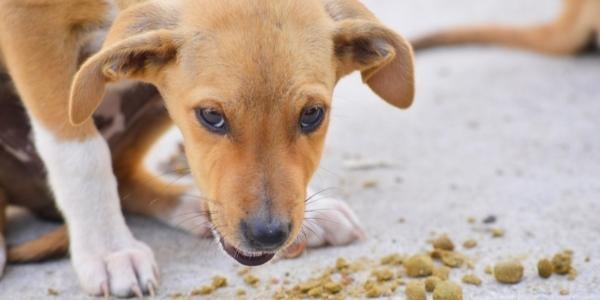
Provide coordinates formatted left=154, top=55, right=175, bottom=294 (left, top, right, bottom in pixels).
left=32, top=122, right=158, bottom=297
left=302, top=191, right=365, bottom=248
left=157, top=186, right=211, bottom=238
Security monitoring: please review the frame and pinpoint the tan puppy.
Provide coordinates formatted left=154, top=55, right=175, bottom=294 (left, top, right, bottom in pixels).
left=0, top=0, right=414, bottom=297
left=412, top=0, right=600, bottom=55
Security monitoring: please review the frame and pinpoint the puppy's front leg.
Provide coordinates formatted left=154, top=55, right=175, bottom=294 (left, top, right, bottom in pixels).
left=33, top=124, right=157, bottom=297
left=0, top=12, right=157, bottom=297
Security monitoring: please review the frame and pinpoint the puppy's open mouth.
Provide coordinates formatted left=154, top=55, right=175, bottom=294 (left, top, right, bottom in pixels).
left=219, top=237, right=275, bottom=266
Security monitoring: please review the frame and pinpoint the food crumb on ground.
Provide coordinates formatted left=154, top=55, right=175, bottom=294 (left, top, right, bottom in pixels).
left=365, top=284, right=382, bottom=298
left=538, top=259, right=554, bottom=279
left=484, top=265, right=493, bottom=275
left=440, top=251, right=464, bottom=268
left=433, top=266, right=451, bottom=280
left=243, top=274, right=260, bottom=287
left=491, top=228, right=505, bottom=238
left=211, top=275, right=228, bottom=288
left=463, top=239, right=477, bottom=249
left=372, top=267, right=394, bottom=281
left=405, top=281, right=427, bottom=300
left=362, top=180, right=378, bottom=189
left=47, top=288, right=59, bottom=296
left=380, top=253, right=404, bottom=265
left=336, top=257, right=350, bottom=271
left=307, top=286, right=322, bottom=297
left=552, top=251, right=573, bottom=275
left=425, top=276, right=441, bottom=292
left=405, top=255, right=434, bottom=277
left=559, top=287, right=570, bottom=295
left=461, top=274, right=482, bottom=286
left=433, top=234, right=455, bottom=251
left=191, top=285, right=214, bottom=296
left=494, top=260, right=524, bottom=284
left=433, top=281, right=463, bottom=300
left=324, top=282, right=343, bottom=294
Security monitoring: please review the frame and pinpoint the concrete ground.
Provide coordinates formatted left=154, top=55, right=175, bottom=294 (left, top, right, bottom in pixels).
left=2, top=0, right=599, bottom=299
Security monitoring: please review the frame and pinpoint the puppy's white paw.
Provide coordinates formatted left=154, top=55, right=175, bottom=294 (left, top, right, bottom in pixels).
left=160, top=187, right=212, bottom=238
left=302, top=196, right=365, bottom=248
left=72, top=240, right=158, bottom=298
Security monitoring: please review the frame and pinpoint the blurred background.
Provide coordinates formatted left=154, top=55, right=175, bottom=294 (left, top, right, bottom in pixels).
left=1, top=0, right=599, bottom=298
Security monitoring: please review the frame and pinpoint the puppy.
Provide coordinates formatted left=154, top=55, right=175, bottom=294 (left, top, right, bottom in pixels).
left=0, top=0, right=414, bottom=297
left=412, top=0, right=600, bottom=55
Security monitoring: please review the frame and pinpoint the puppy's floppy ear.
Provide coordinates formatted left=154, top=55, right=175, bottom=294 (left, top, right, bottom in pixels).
left=333, top=20, right=415, bottom=109
left=69, top=30, right=181, bottom=125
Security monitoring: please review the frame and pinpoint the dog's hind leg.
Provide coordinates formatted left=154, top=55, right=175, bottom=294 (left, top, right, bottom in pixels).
left=411, top=0, right=595, bottom=55
left=109, top=93, right=211, bottom=238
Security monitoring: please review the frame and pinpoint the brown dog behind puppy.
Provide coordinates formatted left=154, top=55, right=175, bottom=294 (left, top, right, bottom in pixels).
left=412, top=0, right=600, bottom=55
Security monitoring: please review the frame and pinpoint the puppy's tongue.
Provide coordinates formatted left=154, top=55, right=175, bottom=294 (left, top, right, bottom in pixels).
left=220, top=238, right=275, bottom=266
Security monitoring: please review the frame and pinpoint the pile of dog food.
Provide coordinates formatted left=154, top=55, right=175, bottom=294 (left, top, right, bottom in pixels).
left=168, top=229, right=579, bottom=299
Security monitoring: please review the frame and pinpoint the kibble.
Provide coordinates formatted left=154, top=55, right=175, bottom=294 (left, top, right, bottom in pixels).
left=307, top=287, right=322, bottom=297
left=494, top=260, right=524, bottom=284
left=336, top=258, right=350, bottom=271
left=463, top=239, right=477, bottom=249
left=405, top=281, right=426, bottom=300
left=365, top=285, right=382, bottom=298
left=433, top=266, right=451, bottom=280
left=441, top=251, right=464, bottom=268
left=212, top=276, right=228, bottom=288
left=433, top=281, right=463, bottom=300
left=405, top=255, right=434, bottom=277
left=380, top=253, right=404, bottom=265
left=191, top=285, right=214, bottom=295
left=372, top=267, right=394, bottom=281
left=461, top=274, right=482, bottom=286
left=425, top=276, right=441, bottom=292
left=324, top=282, right=343, bottom=294
left=433, top=235, right=455, bottom=251
left=243, top=274, right=260, bottom=287
left=537, top=259, right=553, bottom=278
left=47, top=288, right=60, bottom=296
left=484, top=265, right=493, bottom=275
left=491, top=228, right=505, bottom=238
left=552, top=251, right=572, bottom=275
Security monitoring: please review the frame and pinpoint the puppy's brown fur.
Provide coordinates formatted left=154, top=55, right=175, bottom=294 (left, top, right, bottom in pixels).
left=412, top=0, right=600, bottom=55
left=0, top=0, right=414, bottom=290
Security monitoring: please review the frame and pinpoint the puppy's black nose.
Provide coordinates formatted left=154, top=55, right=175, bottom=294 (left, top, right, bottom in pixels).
left=241, top=218, right=290, bottom=250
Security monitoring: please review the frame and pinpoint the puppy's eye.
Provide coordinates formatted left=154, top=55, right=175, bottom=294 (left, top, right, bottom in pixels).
left=299, top=105, right=325, bottom=133
left=196, top=108, right=228, bottom=134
